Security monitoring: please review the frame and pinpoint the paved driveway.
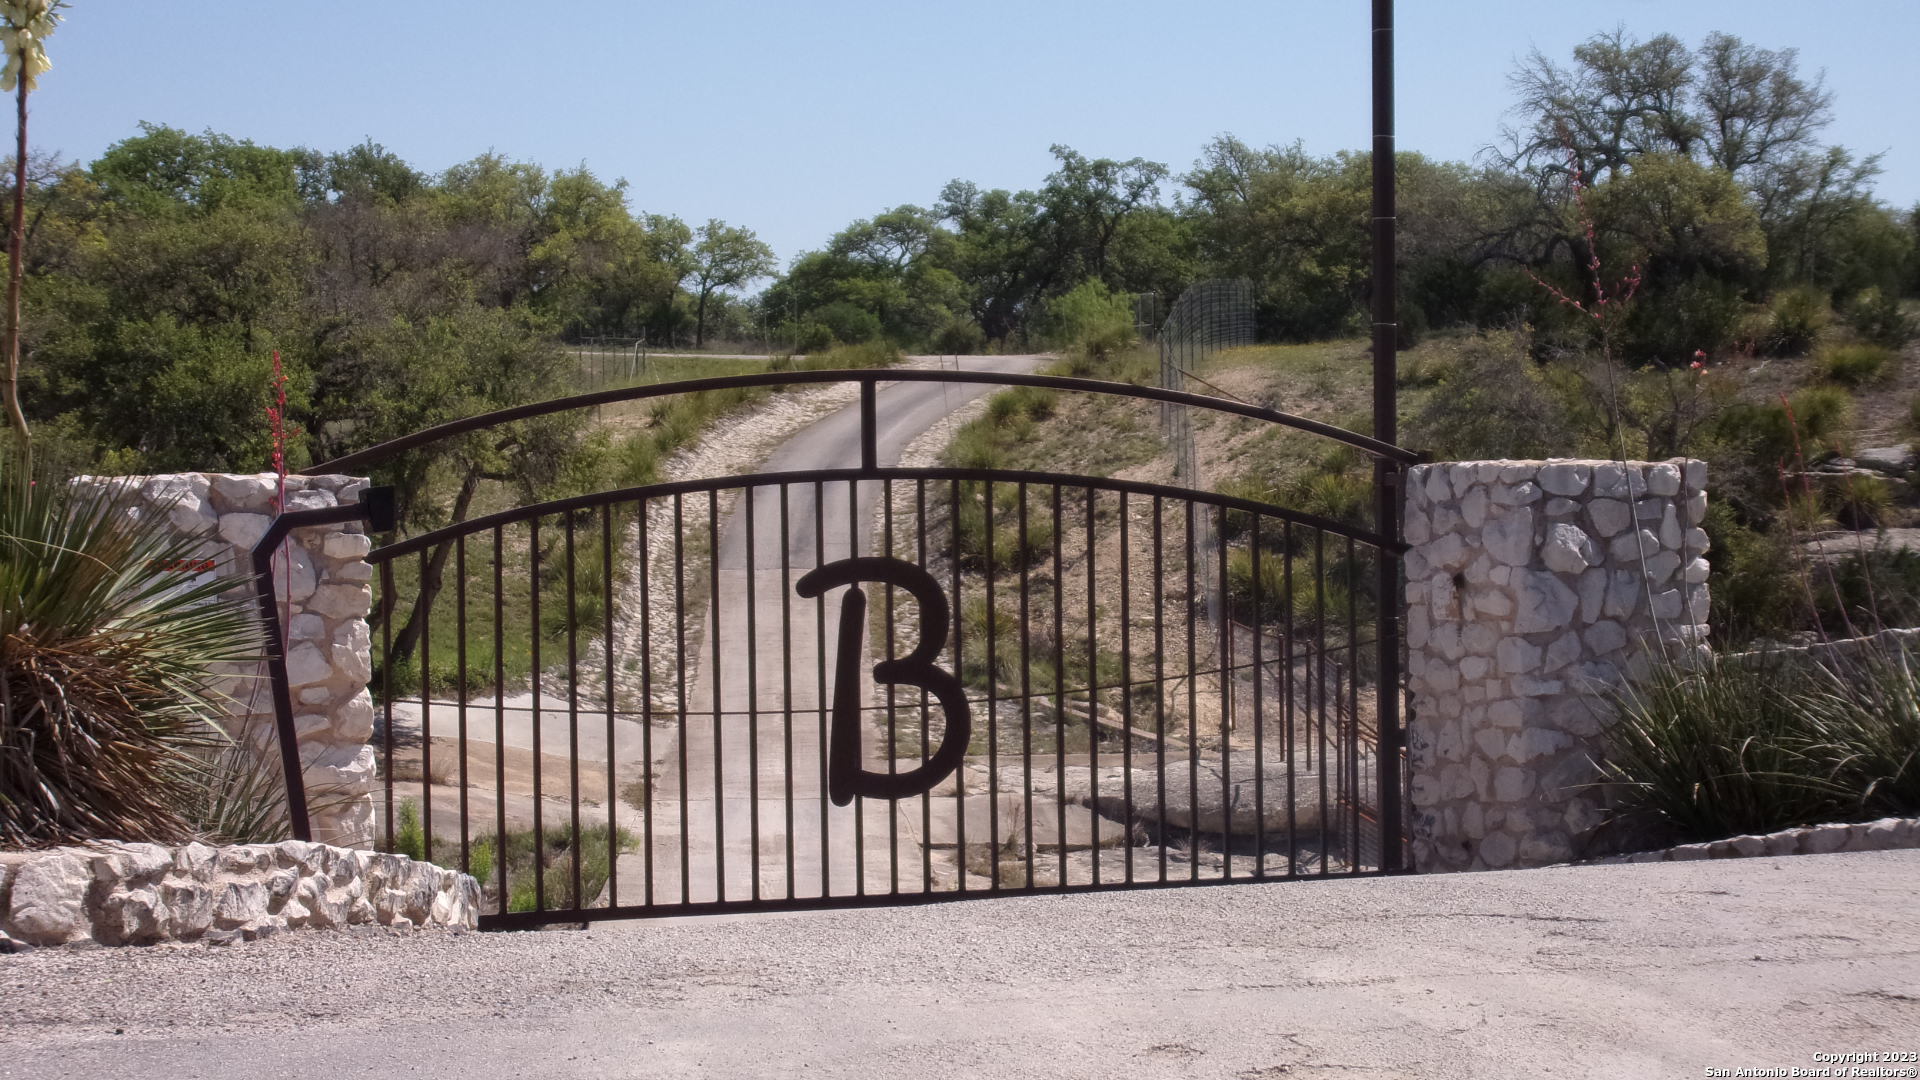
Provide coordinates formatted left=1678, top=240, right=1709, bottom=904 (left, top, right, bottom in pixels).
left=3, top=850, right=1916, bottom=1079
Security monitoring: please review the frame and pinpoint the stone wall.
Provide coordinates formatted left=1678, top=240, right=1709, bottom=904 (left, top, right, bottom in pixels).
left=0, top=841, right=478, bottom=948
left=1588, top=816, right=1920, bottom=865
left=71, top=473, right=378, bottom=846
left=1403, top=459, right=1709, bottom=872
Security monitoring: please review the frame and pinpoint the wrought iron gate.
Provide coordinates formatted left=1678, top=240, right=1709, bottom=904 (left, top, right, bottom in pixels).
left=296, top=369, right=1415, bottom=928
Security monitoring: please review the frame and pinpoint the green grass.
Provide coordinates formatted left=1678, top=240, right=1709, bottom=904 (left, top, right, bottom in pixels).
left=1819, top=343, right=1893, bottom=387
left=391, top=798, right=636, bottom=913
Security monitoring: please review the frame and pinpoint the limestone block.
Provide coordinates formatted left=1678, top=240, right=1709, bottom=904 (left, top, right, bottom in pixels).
left=285, top=642, right=333, bottom=688
left=1538, top=463, right=1591, bottom=496
left=1518, top=834, right=1574, bottom=864
left=1486, top=700, right=1527, bottom=729
left=1404, top=509, right=1431, bottom=546
left=1583, top=620, right=1628, bottom=655
left=1802, top=827, right=1849, bottom=855
left=1496, top=636, right=1541, bottom=675
left=1640, top=550, right=1681, bottom=586
left=211, top=473, right=278, bottom=508
left=1472, top=728, right=1507, bottom=760
left=1478, top=831, right=1517, bottom=868
left=1603, top=571, right=1642, bottom=619
left=1542, top=523, right=1598, bottom=573
left=219, top=512, right=273, bottom=552
left=288, top=489, right=338, bottom=512
left=1460, top=486, right=1488, bottom=528
left=1423, top=469, right=1451, bottom=502
left=1472, top=588, right=1513, bottom=618
left=1684, top=491, right=1708, bottom=526
left=267, top=543, right=319, bottom=604
left=1542, top=632, right=1583, bottom=673
left=1651, top=588, right=1684, bottom=620
left=1491, top=481, right=1540, bottom=506
left=1544, top=497, right=1578, bottom=516
left=322, top=532, right=373, bottom=560
left=1577, top=568, right=1607, bottom=623
left=1588, top=499, right=1631, bottom=537
left=1659, top=504, right=1683, bottom=549
left=1508, top=728, right=1573, bottom=762
left=1513, top=570, right=1578, bottom=634
left=1485, top=507, right=1536, bottom=566
left=1645, top=463, right=1681, bottom=496
left=1608, top=529, right=1660, bottom=563
left=309, top=584, right=373, bottom=619
left=334, top=620, right=373, bottom=685
left=1426, top=533, right=1467, bottom=573
left=1462, top=622, right=1499, bottom=656
left=5, top=853, right=91, bottom=945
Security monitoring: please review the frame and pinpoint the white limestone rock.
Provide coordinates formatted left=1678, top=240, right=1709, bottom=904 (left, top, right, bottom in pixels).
left=1542, top=523, right=1598, bottom=573
left=1512, top=570, right=1578, bottom=633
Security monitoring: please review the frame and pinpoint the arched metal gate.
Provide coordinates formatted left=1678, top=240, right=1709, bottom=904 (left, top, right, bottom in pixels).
left=285, top=369, right=1416, bottom=928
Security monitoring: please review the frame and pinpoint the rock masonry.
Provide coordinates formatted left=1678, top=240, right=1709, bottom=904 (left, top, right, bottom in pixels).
left=69, top=473, right=378, bottom=846
left=1588, top=816, right=1920, bottom=865
left=1403, top=459, right=1709, bottom=872
left=0, top=841, right=478, bottom=948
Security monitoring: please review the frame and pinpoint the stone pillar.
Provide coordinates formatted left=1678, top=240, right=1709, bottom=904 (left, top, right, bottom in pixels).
left=1402, top=459, right=1708, bottom=871
left=73, top=473, right=377, bottom=847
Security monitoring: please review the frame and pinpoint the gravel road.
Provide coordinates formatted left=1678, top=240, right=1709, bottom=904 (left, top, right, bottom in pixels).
left=4, top=850, right=1916, bottom=1079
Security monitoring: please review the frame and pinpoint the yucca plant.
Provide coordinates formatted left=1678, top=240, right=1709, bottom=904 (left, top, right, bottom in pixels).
left=0, top=462, right=267, bottom=846
left=1597, top=651, right=1854, bottom=847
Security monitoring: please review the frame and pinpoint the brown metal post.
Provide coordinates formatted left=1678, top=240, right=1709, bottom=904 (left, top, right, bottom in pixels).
left=1370, top=0, right=1406, bottom=872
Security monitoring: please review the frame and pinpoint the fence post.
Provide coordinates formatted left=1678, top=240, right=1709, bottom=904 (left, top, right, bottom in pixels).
left=1401, top=458, right=1710, bottom=870
left=72, top=472, right=383, bottom=848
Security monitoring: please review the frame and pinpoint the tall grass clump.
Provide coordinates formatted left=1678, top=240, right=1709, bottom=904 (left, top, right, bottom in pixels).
left=1818, top=343, right=1892, bottom=387
left=1601, top=641, right=1920, bottom=847
left=1, top=465, right=266, bottom=845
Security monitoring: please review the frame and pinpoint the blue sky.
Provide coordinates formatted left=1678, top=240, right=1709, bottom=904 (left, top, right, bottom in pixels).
left=32, top=1, right=1919, bottom=269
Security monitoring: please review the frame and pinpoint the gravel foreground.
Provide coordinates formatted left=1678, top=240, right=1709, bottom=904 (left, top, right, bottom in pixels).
left=2, top=851, right=1916, bottom=1079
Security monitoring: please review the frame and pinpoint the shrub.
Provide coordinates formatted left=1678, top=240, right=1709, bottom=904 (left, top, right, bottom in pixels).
left=1406, top=331, right=1591, bottom=460
left=1712, top=385, right=1853, bottom=469
left=1844, top=286, right=1915, bottom=348
left=1617, top=276, right=1746, bottom=362
left=1601, top=641, right=1920, bottom=847
left=1045, top=280, right=1137, bottom=366
left=1827, top=473, right=1893, bottom=530
left=1819, top=343, right=1892, bottom=387
left=930, top=317, right=986, bottom=356
left=1761, top=285, right=1830, bottom=356
left=0, top=466, right=265, bottom=845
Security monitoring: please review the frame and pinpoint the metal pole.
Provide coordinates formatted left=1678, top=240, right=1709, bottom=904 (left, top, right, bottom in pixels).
left=1370, top=0, right=1405, bottom=872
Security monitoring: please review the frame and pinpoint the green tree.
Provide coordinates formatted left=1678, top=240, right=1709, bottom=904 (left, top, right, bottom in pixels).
left=688, top=219, right=773, bottom=348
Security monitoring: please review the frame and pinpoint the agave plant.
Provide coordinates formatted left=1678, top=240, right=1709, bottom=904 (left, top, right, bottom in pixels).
left=0, top=462, right=267, bottom=846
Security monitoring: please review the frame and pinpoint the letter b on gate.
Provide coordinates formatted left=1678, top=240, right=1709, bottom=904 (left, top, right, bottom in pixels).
left=795, top=557, right=971, bottom=807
